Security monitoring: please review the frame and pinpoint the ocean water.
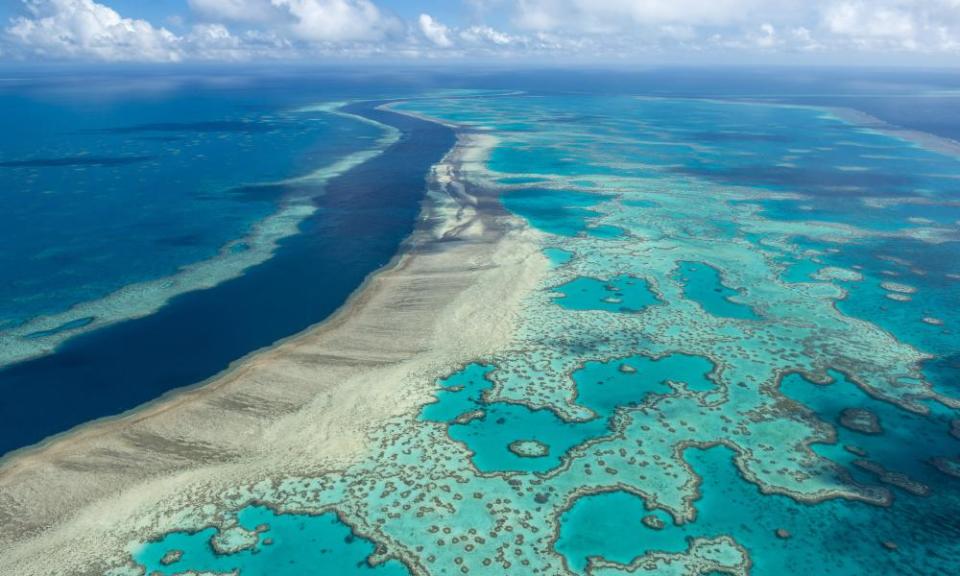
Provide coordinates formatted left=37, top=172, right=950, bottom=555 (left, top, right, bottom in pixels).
left=7, top=70, right=958, bottom=575
left=0, top=77, right=454, bottom=455
left=0, top=83, right=376, bottom=334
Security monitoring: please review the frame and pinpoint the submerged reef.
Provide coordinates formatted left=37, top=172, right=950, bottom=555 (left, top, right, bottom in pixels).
left=106, top=94, right=960, bottom=575
left=839, top=408, right=882, bottom=435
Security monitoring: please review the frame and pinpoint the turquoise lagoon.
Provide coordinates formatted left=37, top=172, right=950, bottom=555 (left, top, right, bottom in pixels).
left=136, top=505, right=409, bottom=576
left=672, top=261, right=759, bottom=320
left=127, top=90, right=960, bottom=575
left=551, top=274, right=659, bottom=313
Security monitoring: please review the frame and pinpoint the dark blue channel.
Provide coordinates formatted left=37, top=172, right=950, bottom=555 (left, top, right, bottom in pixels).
left=0, top=102, right=455, bottom=456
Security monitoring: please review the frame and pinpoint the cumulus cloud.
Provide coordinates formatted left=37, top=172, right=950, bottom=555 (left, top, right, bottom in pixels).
left=514, top=0, right=768, bottom=32
left=460, top=25, right=515, bottom=45
left=274, top=0, right=392, bottom=42
left=192, top=0, right=395, bottom=41
left=754, top=23, right=778, bottom=48
left=4, top=0, right=399, bottom=61
left=180, top=23, right=294, bottom=60
left=418, top=13, right=452, bottom=47
left=819, top=0, right=960, bottom=52
left=7, top=0, right=181, bottom=61
left=183, top=23, right=259, bottom=60
left=824, top=2, right=915, bottom=43
left=414, top=12, right=524, bottom=51
left=3, top=0, right=960, bottom=62
left=511, top=0, right=960, bottom=56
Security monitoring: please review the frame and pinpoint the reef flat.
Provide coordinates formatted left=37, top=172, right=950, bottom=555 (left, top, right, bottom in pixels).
left=2, top=92, right=960, bottom=575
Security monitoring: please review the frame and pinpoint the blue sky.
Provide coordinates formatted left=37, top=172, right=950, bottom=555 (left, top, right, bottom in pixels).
left=2, top=0, right=959, bottom=65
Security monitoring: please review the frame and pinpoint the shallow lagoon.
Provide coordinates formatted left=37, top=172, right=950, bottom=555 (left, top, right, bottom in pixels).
left=500, top=188, right=611, bottom=237
left=137, top=505, right=409, bottom=576
left=551, top=274, right=659, bottom=313
left=672, top=261, right=759, bottom=320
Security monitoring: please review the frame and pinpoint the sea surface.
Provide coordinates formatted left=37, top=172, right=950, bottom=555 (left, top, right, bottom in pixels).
left=0, top=74, right=454, bottom=455
left=2, top=68, right=960, bottom=575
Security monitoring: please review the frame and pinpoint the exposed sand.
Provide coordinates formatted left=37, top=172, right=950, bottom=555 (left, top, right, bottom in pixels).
left=0, top=124, right=546, bottom=574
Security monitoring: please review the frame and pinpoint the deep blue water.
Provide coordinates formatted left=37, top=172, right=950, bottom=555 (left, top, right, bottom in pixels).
left=0, top=97, right=454, bottom=456
left=0, top=87, right=378, bottom=329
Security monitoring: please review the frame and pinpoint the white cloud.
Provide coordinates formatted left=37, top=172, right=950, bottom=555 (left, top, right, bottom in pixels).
left=190, top=0, right=393, bottom=41
left=4, top=0, right=399, bottom=61
left=181, top=23, right=292, bottom=59
left=824, top=2, right=915, bottom=40
left=274, top=0, right=392, bottom=42
left=419, top=13, right=452, bottom=47
left=514, top=0, right=768, bottom=32
left=756, top=23, right=778, bottom=48
left=509, top=0, right=960, bottom=56
left=6, top=0, right=181, bottom=61
left=183, top=23, right=249, bottom=59
left=417, top=16, right=525, bottom=51
left=4, top=0, right=960, bottom=63
left=818, top=0, right=960, bottom=52
left=414, top=13, right=525, bottom=52
left=460, top=25, right=514, bottom=45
